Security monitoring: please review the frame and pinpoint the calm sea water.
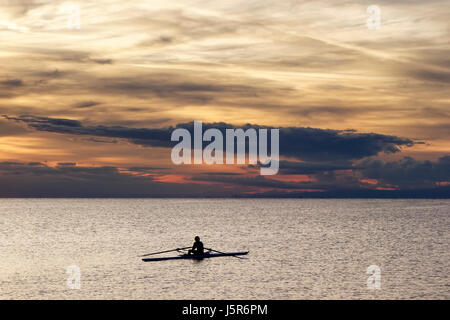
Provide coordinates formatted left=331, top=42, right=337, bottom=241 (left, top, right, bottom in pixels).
left=0, top=198, right=448, bottom=299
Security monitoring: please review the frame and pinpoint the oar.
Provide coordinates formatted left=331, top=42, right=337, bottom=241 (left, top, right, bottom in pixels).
left=139, top=246, right=191, bottom=257
left=206, top=248, right=248, bottom=260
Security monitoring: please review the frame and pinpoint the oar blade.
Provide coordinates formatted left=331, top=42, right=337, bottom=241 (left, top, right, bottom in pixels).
left=206, top=248, right=249, bottom=260
left=139, top=246, right=191, bottom=257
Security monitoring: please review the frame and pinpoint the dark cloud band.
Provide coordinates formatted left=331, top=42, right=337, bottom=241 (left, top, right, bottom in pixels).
left=4, top=115, right=414, bottom=162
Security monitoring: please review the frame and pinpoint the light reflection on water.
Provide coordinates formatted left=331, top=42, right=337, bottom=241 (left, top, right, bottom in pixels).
left=0, top=198, right=448, bottom=299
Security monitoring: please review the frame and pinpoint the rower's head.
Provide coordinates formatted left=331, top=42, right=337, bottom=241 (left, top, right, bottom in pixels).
left=195, top=236, right=200, bottom=242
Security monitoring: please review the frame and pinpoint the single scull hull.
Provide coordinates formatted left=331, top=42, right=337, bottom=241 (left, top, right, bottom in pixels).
left=142, top=251, right=249, bottom=262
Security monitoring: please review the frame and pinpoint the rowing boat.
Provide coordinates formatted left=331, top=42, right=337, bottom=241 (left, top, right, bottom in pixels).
left=142, top=251, right=249, bottom=262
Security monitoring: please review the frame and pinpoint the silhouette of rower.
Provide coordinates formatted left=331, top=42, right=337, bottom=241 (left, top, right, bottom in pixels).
left=188, top=236, right=204, bottom=255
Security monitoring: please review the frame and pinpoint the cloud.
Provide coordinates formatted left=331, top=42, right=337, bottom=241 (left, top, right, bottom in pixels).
left=57, top=162, right=77, bottom=166
left=32, top=69, right=64, bottom=79
left=0, top=161, right=230, bottom=197
left=189, top=173, right=315, bottom=190
left=0, top=155, right=448, bottom=197
left=407, top=68, right=450, bottom=84
left=4, top=115, right=415, bottom=162
left=0, top=79, right=24, bottom=87
left=5, top=115, right=82, bottom=127
left=271, top=160, right=357, bottom=174
left=360, top=156, right=450, bottom=189
left=0, top=0, right=44, bottom=17
left=138, top=35, right=177, bottom=47
left=73, top=101, right=101, bottom=109
left=0, top=117, right=30, bottom=136
left=94, top=74, right=289, bottom=105
left=0, top=79, right=26, bottom=98
left=189, top=155, right=450, bottom=196
left=18, top=47, right=115, bottom=65
left=278, top=126, right=413, bottom=161
left=91, top=58, right=113, bottom=65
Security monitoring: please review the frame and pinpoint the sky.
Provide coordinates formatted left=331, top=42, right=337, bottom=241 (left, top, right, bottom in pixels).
left=0, top=0, right=449, bottom=197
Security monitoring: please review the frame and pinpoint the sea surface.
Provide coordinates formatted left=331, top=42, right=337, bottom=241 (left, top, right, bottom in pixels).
left=0, top=198, right=448, bottom=299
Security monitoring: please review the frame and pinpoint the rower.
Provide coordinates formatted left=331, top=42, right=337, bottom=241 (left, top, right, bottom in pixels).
left=188, top=236, right=204, bottom=255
